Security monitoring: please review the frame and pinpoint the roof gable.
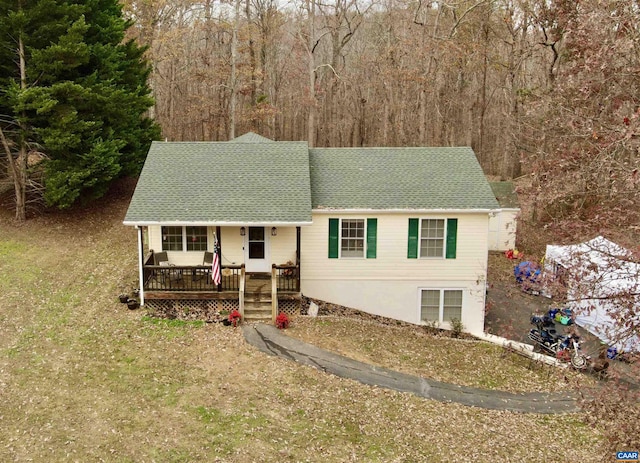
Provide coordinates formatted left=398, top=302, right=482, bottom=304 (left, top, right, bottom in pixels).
left=230, top=132, right=274, bottom=143
left=124, top=140, right=312, bottom=224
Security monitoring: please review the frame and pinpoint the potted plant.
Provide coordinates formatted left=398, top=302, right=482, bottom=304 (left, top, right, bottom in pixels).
left=276, top=312, right=290, bottom=329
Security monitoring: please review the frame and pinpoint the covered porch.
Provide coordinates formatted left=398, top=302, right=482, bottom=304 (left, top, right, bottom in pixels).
left=123, top=135, right=313, bottom=322
left=134, top=225, right=302, bottom=323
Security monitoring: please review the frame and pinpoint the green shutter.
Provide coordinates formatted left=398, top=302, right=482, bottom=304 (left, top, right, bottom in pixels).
left=446, top=218, right=458, bottom=259
left=408, top=218, right=419, bottom=258
left=366, top=218, right=377, bottom=259
left=328, top=218, right=339, bottom=258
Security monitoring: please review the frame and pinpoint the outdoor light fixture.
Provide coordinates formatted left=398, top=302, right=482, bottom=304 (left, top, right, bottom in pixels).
left=271, top=227, right=277, bottom=236
left=240, top=227, right=246, bottom=236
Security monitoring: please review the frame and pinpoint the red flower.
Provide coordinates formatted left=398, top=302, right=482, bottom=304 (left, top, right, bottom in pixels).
left=228, top=310, right=242, bottom=327
left=276, top=312, right=290, bottom=329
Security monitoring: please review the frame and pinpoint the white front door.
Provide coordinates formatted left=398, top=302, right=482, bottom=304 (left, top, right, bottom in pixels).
left=244, top=227, right=270, bottom=272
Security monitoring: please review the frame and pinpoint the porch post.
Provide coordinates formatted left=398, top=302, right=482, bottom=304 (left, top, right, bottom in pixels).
left=296, top=226, right=301, bottom=291
left=136, top=226, right=145, bottom=305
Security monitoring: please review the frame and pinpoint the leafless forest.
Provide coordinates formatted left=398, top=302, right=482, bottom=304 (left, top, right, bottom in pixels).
left=121, top=0, right=639, bottom=246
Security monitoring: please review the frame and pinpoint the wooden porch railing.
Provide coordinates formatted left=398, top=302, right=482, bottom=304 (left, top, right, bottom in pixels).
left=273, top=264, right=300, bottom=292
left=143, top=261, right=243, bottom=292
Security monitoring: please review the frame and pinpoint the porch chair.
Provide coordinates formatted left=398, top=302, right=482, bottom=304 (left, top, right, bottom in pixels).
left=195, top=251, right=214, bottom=282
left=154, top=251, right=169, bottom=266
left=153, top=251, right=181, bottom=285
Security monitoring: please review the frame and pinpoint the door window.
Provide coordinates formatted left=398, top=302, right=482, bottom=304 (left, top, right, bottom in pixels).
left=248, top=227, right=265, bottom=259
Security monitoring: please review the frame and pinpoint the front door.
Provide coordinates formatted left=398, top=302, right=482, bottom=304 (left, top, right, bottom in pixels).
left=244, top=227, right=270, bottom=272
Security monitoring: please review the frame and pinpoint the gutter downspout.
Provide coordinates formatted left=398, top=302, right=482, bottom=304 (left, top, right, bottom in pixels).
left=136, top=226, right=145, bottom=305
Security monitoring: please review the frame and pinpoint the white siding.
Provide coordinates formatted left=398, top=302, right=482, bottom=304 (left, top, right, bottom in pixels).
left=488, top=209, right=519, bottom=251
left=300, top=212, right=489, bottom=334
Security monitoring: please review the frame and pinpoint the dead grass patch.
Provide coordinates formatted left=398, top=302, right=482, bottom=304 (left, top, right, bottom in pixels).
left=0, top=184, right=603, bottom=462
left=285, top=316, right=590, bottom=393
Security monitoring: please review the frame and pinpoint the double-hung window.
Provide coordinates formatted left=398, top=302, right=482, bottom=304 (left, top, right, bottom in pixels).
left=162, top=226, right=208, bottom=252
left=341, top=219, right=365, bottom=257
left=420, top=219, right=445, bottom=257
left=420, top=289, right=463, bottom=324
left=408, top=218, right=457, bottom=259
left=328, top=218, right=377, bottom=259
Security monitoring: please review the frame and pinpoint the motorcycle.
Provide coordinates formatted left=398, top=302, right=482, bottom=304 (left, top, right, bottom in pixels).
left=528, top=314, right=589, bottom=369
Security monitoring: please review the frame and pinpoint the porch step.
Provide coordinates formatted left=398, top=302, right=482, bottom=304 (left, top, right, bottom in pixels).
left=245, top=298, right=272, bottom=304
left=243, top=304, right=272, bottom=323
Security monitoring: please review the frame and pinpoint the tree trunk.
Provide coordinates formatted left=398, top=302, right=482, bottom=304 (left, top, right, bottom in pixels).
left=0, top=127, right=26, bottom=222
left=306, top=0, right=316, bottom=147
left=230, top=0, right=240, bottom=139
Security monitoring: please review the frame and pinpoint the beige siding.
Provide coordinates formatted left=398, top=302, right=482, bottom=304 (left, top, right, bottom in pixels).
left=147, top=225, right=215, bottom=265
left=147, top=225, right=297, bottom=269
left=300, top=212, right=489, bottom=334
left=220, top=228, right=244, bottom=266
left=271, top=227, right=298, bottom=265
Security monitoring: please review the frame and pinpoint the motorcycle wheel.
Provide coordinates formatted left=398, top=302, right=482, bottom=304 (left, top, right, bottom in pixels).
left=570, top=353, right=588, bottom=370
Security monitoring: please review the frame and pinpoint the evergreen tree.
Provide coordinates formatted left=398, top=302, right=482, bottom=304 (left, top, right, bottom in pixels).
left=0, top=0, right=160, bottom=213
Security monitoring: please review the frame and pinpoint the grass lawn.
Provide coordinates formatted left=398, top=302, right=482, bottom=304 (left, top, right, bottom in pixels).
left=0, top=184, right=603, bottom=462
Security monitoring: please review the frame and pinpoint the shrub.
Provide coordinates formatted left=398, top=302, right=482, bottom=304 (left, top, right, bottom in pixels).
left=450, top=318, right=464, bottom=338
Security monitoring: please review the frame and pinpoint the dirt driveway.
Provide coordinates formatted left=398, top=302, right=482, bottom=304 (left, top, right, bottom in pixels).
left=485, top=253, right=601, bottom=356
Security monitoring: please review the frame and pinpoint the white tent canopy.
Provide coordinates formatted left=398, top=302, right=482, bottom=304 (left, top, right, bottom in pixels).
left=544, top=236, right=640, bottom=353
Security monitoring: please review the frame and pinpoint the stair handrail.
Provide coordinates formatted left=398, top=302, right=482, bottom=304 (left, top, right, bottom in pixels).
left=239, top=264, right=245, bottom=320
left=271, top=264, right=278, bottom=323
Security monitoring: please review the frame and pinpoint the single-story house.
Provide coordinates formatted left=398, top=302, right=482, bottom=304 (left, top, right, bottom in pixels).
left=123, top=133, right=504, bottom=334
left=544, top=236, right=639, bottom=352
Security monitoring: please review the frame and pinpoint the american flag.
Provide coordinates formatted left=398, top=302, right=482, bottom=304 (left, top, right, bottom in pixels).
left=212, top=241, right=221, bottom=286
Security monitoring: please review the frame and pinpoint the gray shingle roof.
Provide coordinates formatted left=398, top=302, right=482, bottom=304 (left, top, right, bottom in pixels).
left=124, top=140, right=312, bottom=224
left=309, top=147, right=499, bottom=210
left=231, top=132, right=274, bottom=143
left=125, top=137, right=499, bottom=225
left=490, top=182, right=520, bottom=208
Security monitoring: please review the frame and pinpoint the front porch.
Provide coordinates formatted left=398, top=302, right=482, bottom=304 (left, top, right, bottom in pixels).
left=141, top=250, right=301, bottom=323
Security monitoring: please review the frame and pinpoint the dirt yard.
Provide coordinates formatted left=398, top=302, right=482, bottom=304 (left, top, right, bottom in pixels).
left=485, top=252, right=612, bottom=364
left=485, top=252, right=554, bottom=342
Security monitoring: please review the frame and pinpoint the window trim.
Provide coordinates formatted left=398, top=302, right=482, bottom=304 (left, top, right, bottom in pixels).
left=419, top=218, right=446, bottom=259
left=329, top=218, right=377, bottom=259
left=408, top=217, right=457, bottom=259
left=161, top=226, right=209, bottom=252
left=418, top=288, right=463, bottom=325
left=340, top=218, right=366, bottom=258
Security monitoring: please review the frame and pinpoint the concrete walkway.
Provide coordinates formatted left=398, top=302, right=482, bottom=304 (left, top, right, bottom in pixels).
left=242, top=324, right=581, bottom=414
